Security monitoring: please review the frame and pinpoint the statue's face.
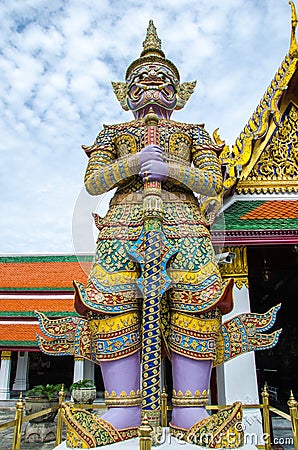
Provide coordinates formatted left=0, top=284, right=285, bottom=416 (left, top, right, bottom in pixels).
left=126, top=63, right=179, bottom=118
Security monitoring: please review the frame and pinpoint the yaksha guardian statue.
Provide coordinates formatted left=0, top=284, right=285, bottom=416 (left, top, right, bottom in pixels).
left=37, top=21, right=281, bottom=448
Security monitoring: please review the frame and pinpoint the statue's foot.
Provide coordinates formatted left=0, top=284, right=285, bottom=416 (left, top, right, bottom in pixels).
left=170, top=402, right=244, bottom=448
left=171, top=406, right=209, bottom=430
left=100, top=406, right=141, bottom=429
left=62, top=403, right=139, bottom=448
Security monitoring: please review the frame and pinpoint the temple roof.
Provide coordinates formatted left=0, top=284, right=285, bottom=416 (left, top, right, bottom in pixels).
left=0, top=254, right=92, bottom=349
left=0, top=294, right=77, bottom=318
left=0, top=323, right=40, bottom=349
left=212, top=199, right=298, bottom=245
left=0, top=255, right=91, bottom=291
left=219, top=2, right=298, bottom=195
left=235, top=100, right=298, bottom=195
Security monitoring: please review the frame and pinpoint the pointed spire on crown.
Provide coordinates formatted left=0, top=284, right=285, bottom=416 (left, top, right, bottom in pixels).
left=140, top=20, right=165, bottom=58
left=125, top=20, right=179, bottom=80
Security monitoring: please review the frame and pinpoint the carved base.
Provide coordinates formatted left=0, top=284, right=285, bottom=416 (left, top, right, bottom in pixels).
left=24, top=421, right=56, bottom=443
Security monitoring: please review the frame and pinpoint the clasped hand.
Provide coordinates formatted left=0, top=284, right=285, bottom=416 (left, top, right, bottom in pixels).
left=138, top=144, right=168, bottom=182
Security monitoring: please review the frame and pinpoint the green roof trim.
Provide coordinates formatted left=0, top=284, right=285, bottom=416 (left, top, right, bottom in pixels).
left=0, top=255, right=93, bottom=263
left=0, top=340, right=38, bottom=347
left=212, top=201, right=298, bottom=231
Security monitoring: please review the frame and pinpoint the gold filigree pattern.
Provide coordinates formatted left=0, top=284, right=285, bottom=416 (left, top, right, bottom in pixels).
left=115, top=133, right=137, bottom=157
left=62, top=403, right=138, bottom=448
left=220, top=46, right=298, bottom=192
left=169, top=132, right=192, bottom=162
left=214, top=305, right=282, bottom=367
left=89, top=312, right=140, bottom=334
left=1, top=351, right=11, bottom=360
left=170, top=402, right=244, bottom=448
left=111, top=81, right=129, bottom=111
left=104, top=389, right=142, bottom=407
left=172, top=389, right=209, bottom=407
left=219, top=246, right=248, bottom=289
left=169, top=310, right=221, bottom=360
left=176, top=81, right=197, bottom=110
left=238, top=103, right=298, bottom=194
left=141, top=20, right=163, bottom=56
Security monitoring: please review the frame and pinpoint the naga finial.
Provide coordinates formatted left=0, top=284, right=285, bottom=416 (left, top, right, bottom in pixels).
left=289, top=1, right=298, bottom=58
left=141, top=20, right=165, bottom=58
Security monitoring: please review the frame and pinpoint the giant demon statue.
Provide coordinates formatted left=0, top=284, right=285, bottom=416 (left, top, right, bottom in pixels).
left=37, top=21, right=281, bottom=448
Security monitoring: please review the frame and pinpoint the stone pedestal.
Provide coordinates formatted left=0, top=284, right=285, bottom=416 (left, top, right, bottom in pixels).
left=24, top=421, right=56, bottom=443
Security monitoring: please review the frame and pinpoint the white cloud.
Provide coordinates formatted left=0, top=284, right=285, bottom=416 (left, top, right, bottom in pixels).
left=0, top=0, right=294, bottom=253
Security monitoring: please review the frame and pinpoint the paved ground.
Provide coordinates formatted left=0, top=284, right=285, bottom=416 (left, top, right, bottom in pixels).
left=0, top=401, right=61, bottom=450
left=0, top=400, right=294, bottom=450
left=271, top=416, right=295, bottom=450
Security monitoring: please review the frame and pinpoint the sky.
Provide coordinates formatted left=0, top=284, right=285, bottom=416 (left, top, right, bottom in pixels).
left=0, top=0, right=294, bottom=254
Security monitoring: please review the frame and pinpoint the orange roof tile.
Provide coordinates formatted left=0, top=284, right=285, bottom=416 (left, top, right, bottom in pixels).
left=0, top=298, right=75, bottom=313
left=0, top=323, right=39, bottom=342
left=0, top=261, right=91, bottom=289
left=241, top=200, right=298, bottom=220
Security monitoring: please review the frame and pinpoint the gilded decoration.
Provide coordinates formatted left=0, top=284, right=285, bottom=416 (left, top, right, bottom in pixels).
left=219, top=247, right=248, bottom=289
left=170, top=402, right=244, bottom=448
left=62, top=403, right=138, bottom=448
left=169, top=310, right=222, bottom=361
left=172, top=389, right=209, bottom=407
left=214, top=304, right=282, bottom=367
left=237, top=103, right=298, bottom=194
left=114, top=134, right=137, bottom=157
left=104, top=389, right=142, bottom=407
left=36, top=309, right=142, bottom=363
left=1, top=351, right=11, bottom=360
left=289, top=1, right=298, bottom=58
left=218, top=4, right=298, bottom=193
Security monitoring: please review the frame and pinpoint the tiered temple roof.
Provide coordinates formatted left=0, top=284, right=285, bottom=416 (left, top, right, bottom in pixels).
left=214, top=3, right=298, bottom=245
left=0, top=255, right=92, bottom=350
left=212, top=200, right=298, bottom=245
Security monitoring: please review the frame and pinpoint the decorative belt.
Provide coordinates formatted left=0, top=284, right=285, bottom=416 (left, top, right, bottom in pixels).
left=111, top=191, right=199, bottom=205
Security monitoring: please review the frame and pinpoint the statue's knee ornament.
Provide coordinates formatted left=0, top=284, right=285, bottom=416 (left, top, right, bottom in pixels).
left=88, top=311, right=141, bottom=363
left=169, top=309, right=222, bottom=361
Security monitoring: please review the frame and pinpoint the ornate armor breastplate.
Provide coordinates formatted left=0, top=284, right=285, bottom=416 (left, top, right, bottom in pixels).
left=108, top=118, right=194, bottom=164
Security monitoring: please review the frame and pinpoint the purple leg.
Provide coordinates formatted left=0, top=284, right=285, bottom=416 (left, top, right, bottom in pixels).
left=100, top=351, right=141, bottom=429
left=171, top=352, right=212, bottom=429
